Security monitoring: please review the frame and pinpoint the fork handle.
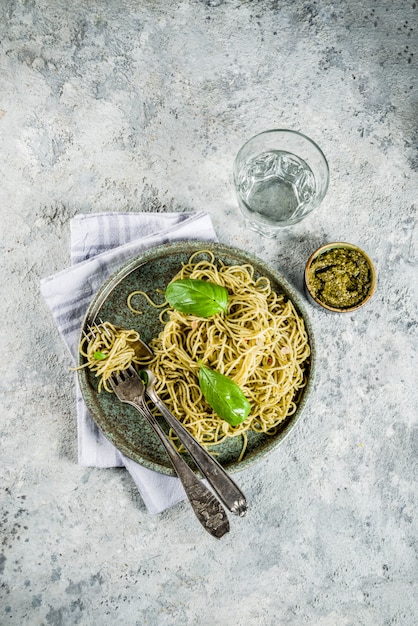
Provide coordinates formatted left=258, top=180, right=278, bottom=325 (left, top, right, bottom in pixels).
left=146, top=390, right=247, bottom=517
left=126, top=399, right=230, bottom=539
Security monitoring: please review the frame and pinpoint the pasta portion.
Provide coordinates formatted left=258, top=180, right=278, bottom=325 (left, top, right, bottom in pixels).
left=139, top=250, right=310, bottom=457
left=77, top=322, right=143, bottom=393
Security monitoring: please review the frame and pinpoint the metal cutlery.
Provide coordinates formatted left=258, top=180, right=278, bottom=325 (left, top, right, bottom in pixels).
left=84, top=320, right=249, bottom=536
left=108, top=366, right=230, bottom=538
left=88, top=320, right=248, bottom=518
left=141, top=366, right=247, bottom=517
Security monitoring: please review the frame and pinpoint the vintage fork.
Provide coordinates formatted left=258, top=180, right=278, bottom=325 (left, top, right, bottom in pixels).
left=89, top=320, right=247, bottom=517
left=108, top=366, right=230, bottom=539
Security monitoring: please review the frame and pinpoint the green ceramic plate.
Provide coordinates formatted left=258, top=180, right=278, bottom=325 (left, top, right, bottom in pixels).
left=78, top=241, right=315, bottom=476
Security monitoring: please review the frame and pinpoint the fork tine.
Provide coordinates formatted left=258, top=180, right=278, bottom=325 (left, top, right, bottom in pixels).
left=112, top=370, right=125, bottom=384
left=99, top=318, right=113, bottom=338
left=85, top=319, right=105, bottom=334
left=126, top=365, right=138, bottom=377
left=85, top=321, right=99, bottom=337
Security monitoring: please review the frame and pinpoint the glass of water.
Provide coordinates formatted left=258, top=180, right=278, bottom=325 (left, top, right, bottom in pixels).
left=233, top=129, right=329, bottom=237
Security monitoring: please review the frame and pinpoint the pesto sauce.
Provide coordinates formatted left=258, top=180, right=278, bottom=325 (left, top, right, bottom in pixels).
left=307, top=248, right=372, bottom=309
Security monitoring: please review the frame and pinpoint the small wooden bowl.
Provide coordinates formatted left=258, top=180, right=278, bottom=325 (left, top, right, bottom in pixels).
left=304, top=242, right=377, bottom=313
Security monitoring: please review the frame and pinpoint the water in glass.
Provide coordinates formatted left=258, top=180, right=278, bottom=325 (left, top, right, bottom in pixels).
left=236, top=150, right=316, bottom=223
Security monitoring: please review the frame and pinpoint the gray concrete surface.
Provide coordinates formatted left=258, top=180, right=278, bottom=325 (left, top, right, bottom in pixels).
left=1, top=0, right=417, bottom=624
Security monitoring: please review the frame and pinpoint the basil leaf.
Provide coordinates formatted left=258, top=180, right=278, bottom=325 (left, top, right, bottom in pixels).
left=198, top=362, right=251, bottom=426
left=138, top=369, right=149, bottom=385
left=165, top=278, right=228, bottom=318
left=93, top=351, right=107, bottom=361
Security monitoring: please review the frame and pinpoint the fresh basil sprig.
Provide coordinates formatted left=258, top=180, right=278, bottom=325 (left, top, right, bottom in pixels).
left=165, top=278, right=228, bottom=318
left=198, top=361, right=251, bottom=426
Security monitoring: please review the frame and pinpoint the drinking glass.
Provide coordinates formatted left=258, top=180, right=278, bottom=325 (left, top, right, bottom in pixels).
left=233, top=129, right=329, bottom=237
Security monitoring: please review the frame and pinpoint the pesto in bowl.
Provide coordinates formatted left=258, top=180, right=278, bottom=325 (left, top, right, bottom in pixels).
left=304, top=242, right=376, bottom=312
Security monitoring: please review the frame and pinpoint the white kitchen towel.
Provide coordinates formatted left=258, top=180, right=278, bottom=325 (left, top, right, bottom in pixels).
left=40, top=211, right=218, bottom=514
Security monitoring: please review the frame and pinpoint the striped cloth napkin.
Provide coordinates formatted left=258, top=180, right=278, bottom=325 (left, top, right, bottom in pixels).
left=40, top=211, right=218, bottom=514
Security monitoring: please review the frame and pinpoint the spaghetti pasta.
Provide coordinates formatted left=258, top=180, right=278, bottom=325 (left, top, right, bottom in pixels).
left=136, top=250, right=311, bottom=458
left=76, top=322, right=144, bottom=393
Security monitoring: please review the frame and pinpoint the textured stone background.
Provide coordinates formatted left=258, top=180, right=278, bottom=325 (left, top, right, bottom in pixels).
left=1, top=0, right=417, bottom=624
